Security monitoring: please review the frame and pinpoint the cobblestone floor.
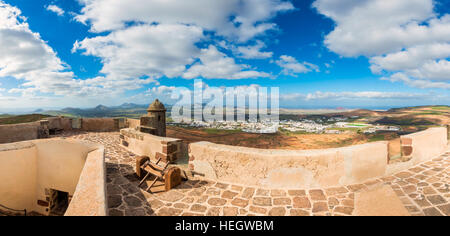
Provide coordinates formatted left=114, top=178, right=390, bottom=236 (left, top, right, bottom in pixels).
left=60, top=132, right=449, bottom=216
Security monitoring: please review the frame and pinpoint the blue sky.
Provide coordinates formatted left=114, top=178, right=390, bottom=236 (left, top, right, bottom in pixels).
left=0, top=0, right=449, bottom=111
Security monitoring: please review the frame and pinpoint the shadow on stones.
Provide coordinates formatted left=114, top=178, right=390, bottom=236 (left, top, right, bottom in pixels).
left=106, top=163, right=155, bottom=216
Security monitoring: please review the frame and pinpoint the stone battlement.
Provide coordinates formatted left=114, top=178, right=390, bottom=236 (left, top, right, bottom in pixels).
left=120, top=128, right=183, bottom=163
left=188, top=127, right=448, bottom=189
left=0, top=111, right=448, bottom=216
left=1, top=116, right=448, bottom=190
left=0, top=117, right=128, bottom=144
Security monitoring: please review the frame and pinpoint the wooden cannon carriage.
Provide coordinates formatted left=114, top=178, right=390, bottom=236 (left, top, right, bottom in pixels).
left=136, top=156, right=182, bottom=193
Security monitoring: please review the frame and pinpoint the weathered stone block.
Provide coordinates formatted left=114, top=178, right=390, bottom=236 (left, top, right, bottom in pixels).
left=402, top=146, right=413, bottom=156
left=162, top=144, right=178, bottom=154
left=401, top=138, right=412, bottom=146
left=139, top=126, right=156, bottom=135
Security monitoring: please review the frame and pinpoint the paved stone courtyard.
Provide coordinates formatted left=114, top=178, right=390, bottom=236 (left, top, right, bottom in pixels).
left=60, top=131, right=449, bottom=216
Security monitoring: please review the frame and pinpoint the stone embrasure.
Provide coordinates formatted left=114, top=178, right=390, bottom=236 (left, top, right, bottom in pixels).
left=58, top=132, right=449, bottom=216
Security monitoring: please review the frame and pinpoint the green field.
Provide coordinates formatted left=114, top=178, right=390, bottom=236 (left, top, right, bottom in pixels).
left=328, top=127, right=365, bottom=132
left=368, top=134, right=386, bottom=142
left=430, top=106, right=450, bottom=111
left=0, top=114, right=53, bottom=125
left=412, top=111, right=445, bottom=115
left=347, top=123, right=369, bottom=127
left=280, top=129, right=310, bottom=135
left=203, top=128, right=242, bottom=135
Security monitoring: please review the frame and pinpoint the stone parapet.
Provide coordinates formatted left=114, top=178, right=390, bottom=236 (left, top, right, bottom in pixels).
left=65, top=146, right=107, bottom=216
left=0, top=117, right=135, bottom=144
left=400, top=127, right=448, bottom=165
left=188, top=127, right=448, bottom=189
left=189, top=141, right=389, bottom=189
left=120, top=128, right=182, bottom=163
left=81, top=118, right=121, bottom=132
left=0, top=122, right=41, bottom=144
left=127, top=118, right=140, bottom=130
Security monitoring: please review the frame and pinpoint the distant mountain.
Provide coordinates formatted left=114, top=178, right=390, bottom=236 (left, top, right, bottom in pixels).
left=61, top=107, right=84, bottom=114
left=94, top=105, right=110, bottom=111
left=114, top=103, right=148, bottom=109
left=41, top=104, right=149, bottom=119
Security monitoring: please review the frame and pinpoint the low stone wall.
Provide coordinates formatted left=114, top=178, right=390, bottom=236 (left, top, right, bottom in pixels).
left=120, top=128, right=182, bottom=163
left=80, top=118, right=127, bottom=132
left=189, top=141, right=389, bottom=189
left=400, top=127, right=447, bottom=165
left=65, top=146, right=107, bottom=216
left=0, top=117, right=133, bottom=144
left=46, top=117, right=73, bottom=131
left=0, top=142, right=37, bottom=212
left=127, top=118, right=140, bottom=130
left=189, top=127, right=448, bottom=189
left=0, top=139, right=106, bottom=216
left=81, top=118, right=117, bottom=132
left=0, top=121, right=48, bottom=144
left=447, top=125, right=450, bottom=141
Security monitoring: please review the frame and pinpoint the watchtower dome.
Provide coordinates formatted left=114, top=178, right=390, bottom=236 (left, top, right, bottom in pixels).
left=140, top=99, right=167, bottom=137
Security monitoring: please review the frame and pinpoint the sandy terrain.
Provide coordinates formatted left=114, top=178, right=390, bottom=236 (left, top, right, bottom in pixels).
left=167, top=126, right=370, bottom=150
left=166, top=106, right=448, bottom=150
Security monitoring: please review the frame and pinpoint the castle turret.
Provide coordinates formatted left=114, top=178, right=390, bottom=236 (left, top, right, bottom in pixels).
left=140, top=99, right=167, bottom=137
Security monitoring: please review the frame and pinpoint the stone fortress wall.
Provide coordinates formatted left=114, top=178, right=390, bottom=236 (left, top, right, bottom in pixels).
left=0, top=115, right=448, bottom=191
left=189, top=127, right=448, bottom=189
left=0, top=121, right=48, bottom=144
left=127, top=118, right=141, bottom=130
left=120, top=112, right=449, bottom=190
left=119, top=128, right=183, bottom=164
left=0, top=117, right=128, bottom=144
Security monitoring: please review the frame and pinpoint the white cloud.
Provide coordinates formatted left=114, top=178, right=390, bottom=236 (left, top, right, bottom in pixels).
left=74, top=24, right=204, bottom=80
left=370, top=44, right=450, bottom=74
left=1, top=0, right=282, bottom=106
left=0, top=1, right=77, bottom=96
left=279, top=93, right=306, bottom=100
left=183, top=45, right=271, bottom=79
left=381, top=72, right=450, bottom=90
left=370, top=43, right=450, bottom=81
left=150, top=85, right=176, bottom=95
left=314, top=0, right=450, bottom=89
left=75, top=0, right=294, bottom=42
left=313, top=0, right=443, bottom=57
left=75, top=25, right=270, bottom=81
left=0, top=1, right=150, bottom=99
left=409, top=60, right=450, bottom=81
left=71, top=0, right=291, bottom=85
left=276, top=55, right=320, bottom=76
left=46, top=5, right=65, bottom=16
left=235, top=40, right=273, bottom=59
left=281, top=91, right=434, bottom=101
left=305, top=91, right=429, bottom=100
